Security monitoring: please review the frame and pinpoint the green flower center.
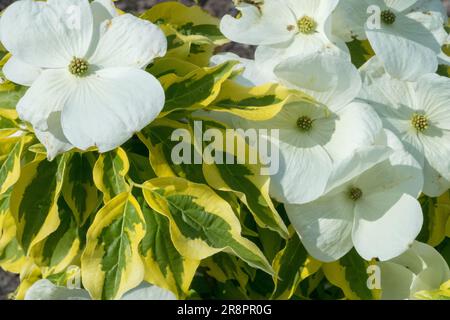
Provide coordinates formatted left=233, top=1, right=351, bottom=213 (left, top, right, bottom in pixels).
left=381, top=10, right=396, bottom=25
left=411, top=113, right=429, bottom=132
left=296, top=116, right=313, bottom=132
left=348, top=187, right=363, bottom=201
left=297, top=16, right=317, bottom=34
left=69, top=57, right=89, bottom=77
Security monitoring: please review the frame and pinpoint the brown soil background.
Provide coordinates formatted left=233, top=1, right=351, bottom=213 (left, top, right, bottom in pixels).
left=0, top=0, right=449, bottom=300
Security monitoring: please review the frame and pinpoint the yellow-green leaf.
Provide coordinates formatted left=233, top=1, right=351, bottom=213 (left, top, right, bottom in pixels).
left=209, top=81, right=299, bottom=121
left=202, top=252, right=253, bottom=291
left=197, top=119, right=289, bottom=239
left=81, top=192, right=146, bottom=300
left=418, top=193, right=450, bottom=247
left=141, top=2, right=228, bottom=46
left=93, top=148, right=130, bottom=203
left=62, top=153, right=99, bottom=225
left=10, top=155, right=68, bottom=254
left=139, top=199, right=199, bottom=298
left=0, top=194, right=26, bottom=274
left=347, top=39, right=375, bottom=68
left=323, top=249, right=380, bottom=300
left=415, top=280, right=450, bottom=300
left=30, top=199, right=80, bottom=276
left=271, top=231, right=321, bottom=300
left=148, top=57, right=199, bottom=78
left=0, top=136, right=26, bottom=195
left=142, top=177, right=273, bottom=275
left=138, top=118, right=206, bottom=183
left=159, top=61, right=237, bottom=116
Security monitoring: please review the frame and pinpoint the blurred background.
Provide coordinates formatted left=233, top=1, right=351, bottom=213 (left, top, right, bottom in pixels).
left=0, top=0, right=449, bottom=300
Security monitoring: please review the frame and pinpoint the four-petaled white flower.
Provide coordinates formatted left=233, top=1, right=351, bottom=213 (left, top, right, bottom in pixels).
left=378, top=241, right=450, bottom=299
left=285, top=130, right=424, bottom=262
left=1, top=0, right=167, bottom=160
left=360, top=57, right=450, bottom=197
left=220, top=0, right=348, bottom=75
left=332, top=0, right=447, bottom=80
left=231, top=52, right=382, bottom=204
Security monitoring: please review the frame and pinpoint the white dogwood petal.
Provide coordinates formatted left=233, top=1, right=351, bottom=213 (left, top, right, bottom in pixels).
left=324, top=101, right=383, bottom=161
left=61, top=67, right=164, bottom=152
left=2, top=56, right=42, bottom=87
left=286, top=0, right=339, bottom=25
left=285, top=192, right=355, bottom=262
left=366, top=13, right=440, bottom=80
left=220, top=1, right=295, bottom=46
left=415, top=74, right=450, bottom=130
left=16, top=69, right=76, bottom=131
left=255, top=33, right=343, bottom=75
left=89, top=14, right=167, bottom=69
left=385, top=0, right=419, bottom=11
left=353, top=194, right=423, bottom=261
left=422, top=160, right=450, bottom=197
left=34, top=112, right=74, bottom=161
left=0, top=0, right=93, bottom=68
left=379, top=261, right=416, bottom=299
left=270, top=138, right=333, bottom=204
left=275, top=52, right=361, bottom=112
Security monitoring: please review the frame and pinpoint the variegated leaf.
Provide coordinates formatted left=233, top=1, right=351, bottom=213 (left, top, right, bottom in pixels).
left=158, top=61, right=237, bottom=116
left=271, top=231, right=321, bottom=300
left=62, top=153, right=99, bottom=226
left=81, top=192, right=146, bottom=300
left=139, top=199, right=199, bottom=298
left=93, top=148, right=130, bottom=203
left=142, top=177, right=273, bottom=275
left=323, top=249, right=380, bottom=300
left=10, top=154, right=68, bottom=254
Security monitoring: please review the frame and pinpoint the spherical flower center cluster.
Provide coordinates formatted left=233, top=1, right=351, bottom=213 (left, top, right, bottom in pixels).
left=348, top=187, right=363, bottom=201
left=411, top=113, right=429, bottom=132
left=69, top=57, right=89, bottom=77
left=297, top=116, right=313, bottom=132
left=297, top=16, right=317, bottom=34
left=381, top=10, right=396, bottom=25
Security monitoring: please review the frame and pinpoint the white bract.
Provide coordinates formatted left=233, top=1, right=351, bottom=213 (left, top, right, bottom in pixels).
left=360, top=57, right=450, bottom=197
left=231, top=52, right=382, bottom=204
left=285, top=130, right=424, bottom=262
left=220, top=0, right=347, bottom=74
left=25, top=280, right=177, bottom=300
left=379, top=241, right=450, bottom=299
left=210, top=52, right=276, bottom=87
left=0, top=0, right=167, bottom=160
left=332, top=0, right=447, bottom=80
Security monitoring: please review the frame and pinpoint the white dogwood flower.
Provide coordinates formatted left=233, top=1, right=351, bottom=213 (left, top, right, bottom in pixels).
left=232, top=53, right=382, bottom=204
left=379, top=241, right=450, bottom=299
left=285, top=130, right=424, bottom=262
left=332, top=0, right=445, bottom=80
left=1, top=0, right=167, bottom=160
left=360, top=57, right=450, bottom=197
left=220, top=0, right=347, bottom=74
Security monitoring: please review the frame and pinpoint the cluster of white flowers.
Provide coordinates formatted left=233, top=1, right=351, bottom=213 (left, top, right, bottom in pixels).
left=216, top=0, right=450, bottom=270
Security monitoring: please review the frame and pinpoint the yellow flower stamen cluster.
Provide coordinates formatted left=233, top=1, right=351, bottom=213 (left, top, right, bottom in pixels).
left=297, top=116, right=313, bottom=132
left=411, top=113, right=429, bottom=132
left=349, top=187, right=363, bottom=201
left=381, top=10, right=396, bottom=25
left=297, top=16, right=317, bottom=34
left=69, top=57, right=89, bottom=77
